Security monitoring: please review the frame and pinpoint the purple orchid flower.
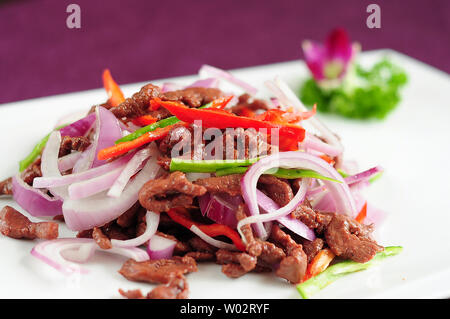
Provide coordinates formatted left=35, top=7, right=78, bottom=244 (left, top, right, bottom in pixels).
left=302, top=28, right=360, bottom=86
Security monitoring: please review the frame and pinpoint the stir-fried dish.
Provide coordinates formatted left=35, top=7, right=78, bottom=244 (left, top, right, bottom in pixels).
left=0, top=65, right=401, bottom=299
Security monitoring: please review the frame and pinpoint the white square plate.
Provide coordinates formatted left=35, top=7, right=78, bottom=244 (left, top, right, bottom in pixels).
left=0, top=50, right=449, bottom=299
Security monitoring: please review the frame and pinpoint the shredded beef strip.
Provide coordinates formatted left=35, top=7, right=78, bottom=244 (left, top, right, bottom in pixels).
left=258, top=175, right=293, bottom=207
left=110, top=84, right=161, bottom=119
left=291, top=205, right=383, bottom=263
left=0, top=177, right=12, bottom=196
left=325, top=213, right=383, bottom=263
left=116, top=202, right=141, bottom=228
left=0, top=206, right=58, bottom=240
left=161, top=87, right=224, bottom=108
left=118, top=289, right=145, bottom=299
left=270, top=225, right=307, bottom=284
left=158, top=124, right=194, bottom=156
left=21, top=157, right=42, bottom=186
left=157, top=156, right=171, bottom=171
left=119, top=256, right=198, bottom=284
left=235, top=204, right=285, bottom=266
left=194, top=174, right=243, bottom=197
left=58, top=136, right=91, bottom=157
left=216, top=249, right=257, bottom=278
left=230, top=93, right=269, bottom=116
left=300, top=237, right=325, bottom=263
left=139, top=171, right=207, bottom=213
left=92, top=227, right=112, bottom=249
left=119, top=274, right=189, bottom=299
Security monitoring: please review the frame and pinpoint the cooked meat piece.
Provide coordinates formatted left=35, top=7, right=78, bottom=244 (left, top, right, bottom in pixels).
left=76, top=229, right=93, bottom=238
left=194, top=174, right=243, bottom=197
left=102, top=221, right=134, bottom=240
left=139, top=171, right=207, bottom=213
left=235, top=204, right=286, bottom=266
left=21, top=157, right=42, bottom=186
left=118, top=288, right=145, bottom=299
left=290, top=204, right=332, bottom=234
left=216, top=249, right=257, bottom=278
left=0, top=206, right=58, bottom=240
left=185, top=251, right=216, bottom=262
left=59, top=136, right=91, bottom=157
left=300, top=237, right=325, bottom=263
left=158, top=124, right=193, bottom=156
left=258, top=175, right=293, bottom=207
left=0, top=177, right=12, bottom=196
left=270, top=225, right=307, bottom=283
left=325, top=213, right=383, bottom=263
left=157, top=156, right=171, bottom=171
left=146, top=274, right=189, bottom=299
left=119, top=274, right=189, bottom=299
left=257, top=240, right=286, bottom=266
left=92, top=227, right=112, bottom=249
left=52, top=215, right=64, bottom=222
left=116, top=202, right=141, bottom=228
left=161, top=87, right=224, bottom=108
left=188, top=236, right=217, bottom=254
left=147, top=107, right=172, bottom=121
left=235, top=204, right=262, bottom=257
left=291, top=205, right=383, bottom=263
left=119, top=256, right=198, bottom=284
left=230, top=93, right=269, bottom=115
left=216, top=128, right=275, bottom=160
left=221, top=263, right=249, bottom=278
left=110, top=84, right=161, bottom=119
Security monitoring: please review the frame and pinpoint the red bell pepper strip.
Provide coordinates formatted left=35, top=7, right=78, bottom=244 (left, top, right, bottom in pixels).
left=255, top=104, right=317, bottom=124
left=159, top=100, right=306, bottom=149
left=355, top=202, right=368, bottom=223
left=97, top=124, right=176, bottom=160
left=131, top=115, right=157, bottom=127
left=102, top=69, right=125, bottom=107
left=319, top=154, right=335, bottom=166
left=302, top=248, right=335, bottom=282
left=166, top=207, right=246, bottom=252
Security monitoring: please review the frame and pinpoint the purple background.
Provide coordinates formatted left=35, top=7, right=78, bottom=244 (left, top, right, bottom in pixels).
left=0, top=0, right=448, bottom=104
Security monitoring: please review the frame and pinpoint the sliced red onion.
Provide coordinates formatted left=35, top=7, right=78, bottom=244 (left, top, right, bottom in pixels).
left=255, top=190, right=311, bottom=236
left=189, top=225, right=237, bottom=251
left=147, top=235, right=176, bottom=260
left=58, top=152, right=82, bottom=173
left=67, top=165, right=125, bottom=200
left=34, top=151, right=134, bottom=189
left=55, top=110, right=91, bottom=129
left=59, top=113, right=96, bottom=138
left=62, top=158, right=159, bottom=231
left=198, top=193, right=240, bottom=228
left=186, top=77, right=220, bottom=88
left=107, top=144, right=159, bottom=198
left=301, top=133, right=342, bottom=157
left=239, top=151, right=356, bottom=240
left=344, top=166, right=383, bottom=185
left=31, top=238, right=149, bottom=275
left=12, top=175, right=63, bottom=217
left=240, top=175, right=308, bottom=241
left=161, top=82, right=183, bottom=93
left=256, top=190, right=316, bottom=241
left=40, top=131, right=67, bottom=199
left=266, top=77, right=344, bottom=156
left=72, top=106, right=122, bottom=173
left=111, top=211, right=159, bottom=248
left=199, top=65, right=258, bottom=96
